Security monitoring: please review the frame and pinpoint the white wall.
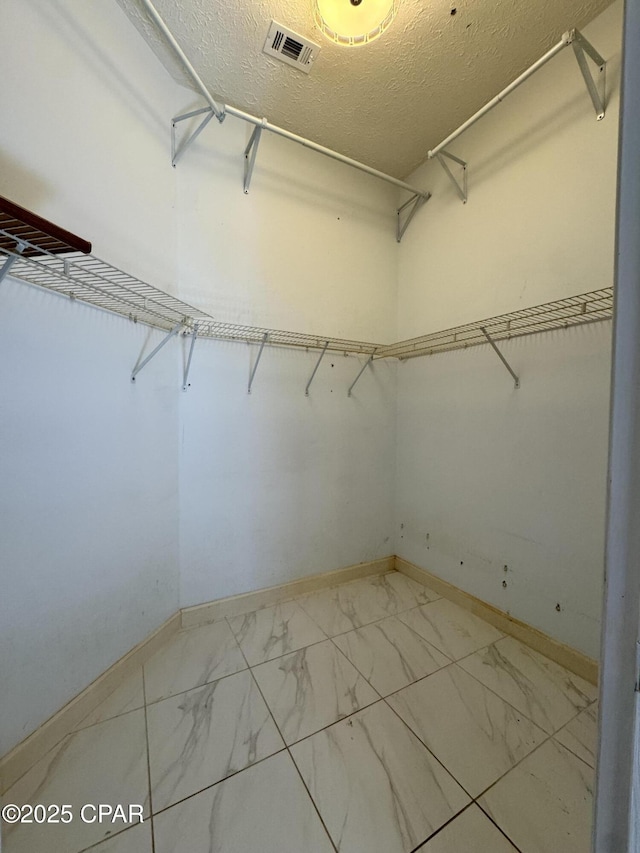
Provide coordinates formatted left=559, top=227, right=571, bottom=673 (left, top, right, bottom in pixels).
left=0, top=0, right=181, bottom=290
left=0, top=0, right=184, bottom=755
left=397, top=2, right=621, bottom=337
left=179, top=340, right=396, bottom=607
left=394, top=1, right=622, bottom=658
left=176, top=117, right=399, bottom=341
left=0, top=0, right=399, bottom=754
left=0, top=0, right=621, bottom=757
left=0, top=279, right=180, bottom=756
left=176, top=113, right=399, bottom=608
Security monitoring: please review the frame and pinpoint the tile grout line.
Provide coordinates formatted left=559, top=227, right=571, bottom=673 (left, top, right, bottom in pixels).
left=474, top=800, right=526, bottom=853
left=72, top=694, right=145, bottom=735
left=407, top=801, right=478, bottom=853
left=141, top=668, right=156, bottom=853
left=472, top=730, right=596, bottom=813
left=378, top=687, right=528, bottom=852
left=295, top=575, right=443, bottom=636
left=189, top=568, right=398, bottom=629
left=144, top=582, right=593, bottom=850
left=380, top=691, right=477, bottom=801
left=327, top=635, right=384, bottom=702
left=553, top=719, right=597, bottom=769
left=13, top=578, right=592, bottom=853
left=143, top=622, right=293, bottom=822
left=229, top=617, right=341, bottom=853
left=236, top=589, right=483, bottom=754
left=180, top=568, right=395, bottom=630
left=392, top=609, right=457, bottom=660
left=380, top=659, right=595, bottom=822
left=146, top=592, right=592, bottom=793
left=285, top=759, right=340, bottom=853
left=453, top=641, right=596, bottom=738
left=141, top=625, right=356, bottom=824
left=280, top=628, right=481, bottom=848
left=144, top=660, right=250, bottom=709
left=147, top=748, right=290, bottom=819
left=365, top=633, right=595, bottom=848
left=238, top=636, right=331, bottom=670
left=548, top=734, right=598, bottom=771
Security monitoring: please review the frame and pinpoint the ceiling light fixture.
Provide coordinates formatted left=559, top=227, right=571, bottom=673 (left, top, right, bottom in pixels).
left=314, top=0, right=397, bottom=46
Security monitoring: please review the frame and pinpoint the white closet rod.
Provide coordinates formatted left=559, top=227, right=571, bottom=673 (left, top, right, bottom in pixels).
left=429, top=31, right=579, bottom=158
left=138, top=0, right=430, bottom=200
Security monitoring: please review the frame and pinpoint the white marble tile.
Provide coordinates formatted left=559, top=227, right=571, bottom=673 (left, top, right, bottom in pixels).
left=333, top=615, right=450, bottom=696
left=296, top=572, right=431, bottom=639
left=147, top=670, right=284, bottom=812
left=387, top=664, right=547, bottom=796
left=298, top=578, right=394, bottom=636
left=227, top=601, right=326, bottom=665
left=2, top=711, right=149, bottom=853
left=291, top=701, right=469, bottom=853
left=89, top=820, right=153, bottom=852
left=555, top=702, right=598, bottom=767
left=153, top=751, right=335, bottom=853
left=144, top=621, right=246, bottom=704
left=75, top=669, right=144, bottom=730
left=458, top=636, right=597, bottom=734
left=252, top=639, right=379, bottom=744
left=480, top=739, right=594, bottom=853
left=398, top=599, right=503, bottom=661
left=367, top=572, right=441, bottom=612
left=416, top=805, right=518, bottom=852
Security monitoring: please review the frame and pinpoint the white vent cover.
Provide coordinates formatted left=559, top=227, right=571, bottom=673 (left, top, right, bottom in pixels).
left=263, top=21, right=320, bottom=73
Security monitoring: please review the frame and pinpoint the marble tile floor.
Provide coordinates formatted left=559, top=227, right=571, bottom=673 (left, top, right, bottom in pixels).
left=1, top=571, right=598, bottom=853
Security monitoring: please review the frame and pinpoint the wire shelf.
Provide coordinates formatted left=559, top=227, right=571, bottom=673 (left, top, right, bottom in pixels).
left=376, top=288, right=613, bottom=359
left=1, top=228, right=612, bottom=363
left=0, top=195, right=92, bottom=257
left=0, top=231, right=380, bottom=356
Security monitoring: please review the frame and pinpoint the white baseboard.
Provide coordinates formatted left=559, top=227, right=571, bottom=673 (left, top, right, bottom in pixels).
left=2, top=552, right=596, bottom=795
left=0, top=612, right=181, bottom=796
left=1, top=556, right=394, bottom=793
left=395, top=556, right=598, bottom=686
left=181, top=556, right=395, bottom=628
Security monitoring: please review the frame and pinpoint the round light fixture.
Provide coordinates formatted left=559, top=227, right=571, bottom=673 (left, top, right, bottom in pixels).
left=314, top=0, right=397, bottom=46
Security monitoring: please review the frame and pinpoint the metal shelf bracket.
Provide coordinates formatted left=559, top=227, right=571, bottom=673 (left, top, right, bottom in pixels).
left=0, top=240, right=28, bottom=284
left=248, top=332, right=268, bottom=394
left=305, top=341, right=329, bottom=396
left=182, top=324, right=198, bottom=391
left=397, top=193, right=431, bottom=242
left=131, top=321, right=184, bottom=382
left=425, top=27, right=607, bottom=203
left=348, top=353, right=374, bottom=397
left=244, top=122, right=266, bottom=194
left=171, top=107, right=217, bottom=168
left=435, top=151, right=468, bottom=204
left=481, top=327, right=520, bottom=388
left=567, top=29, right=606, bottom=120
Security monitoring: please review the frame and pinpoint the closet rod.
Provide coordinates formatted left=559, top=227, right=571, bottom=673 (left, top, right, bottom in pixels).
left=138, top=0, right=430, bottom=201
left=428, top=31, right=574, bottom=159
left=138, top=0, right=224, bottom=121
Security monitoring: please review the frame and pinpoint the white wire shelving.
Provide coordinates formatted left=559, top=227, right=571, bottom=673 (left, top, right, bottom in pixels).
left=0, top=225, right=613, bottom=389
left=0, top=229, right=379, bottom=356
left=376, top=288, right=613, bottom=360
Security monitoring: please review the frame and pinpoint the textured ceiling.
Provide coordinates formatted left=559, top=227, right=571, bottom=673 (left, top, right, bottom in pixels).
left=118, top=0, right=612, bottom=178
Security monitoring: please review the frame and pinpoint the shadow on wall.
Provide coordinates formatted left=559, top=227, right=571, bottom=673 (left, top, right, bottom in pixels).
left=0, top=152, right=53, bottom=217
left=431, top=47, right=621, bottom=193
left=174, top=112, right=400, bottom=339
left=37, top=0, right=172, bottom=134
left=176, top=107, right=398, bottom=229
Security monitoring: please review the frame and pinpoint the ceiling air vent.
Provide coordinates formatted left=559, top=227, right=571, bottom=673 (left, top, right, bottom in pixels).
left=263, top=21, right=320, bottom=73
